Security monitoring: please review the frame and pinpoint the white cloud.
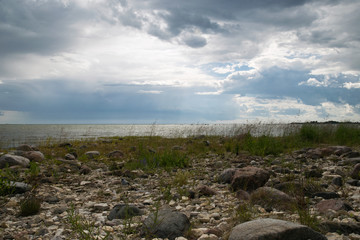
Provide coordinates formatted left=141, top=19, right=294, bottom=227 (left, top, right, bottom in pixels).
left=137, top=90, right=163, bottom=94
left=343, top=82, right=360, bottom=89
left=195, top=90, right=223, bottom=95
left=298, top=77, right=333, bottom=87
left=232, top=95, right=360, bottom=123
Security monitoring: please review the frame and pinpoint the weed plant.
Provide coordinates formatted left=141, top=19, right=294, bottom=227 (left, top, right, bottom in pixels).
left=0, top=167, right=18, bottom=196
left=66, top=205, right=110, bottom=240
left=19, top=195, right=41, bottom=217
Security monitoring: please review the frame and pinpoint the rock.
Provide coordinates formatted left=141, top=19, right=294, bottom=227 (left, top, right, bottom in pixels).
left=316, top=199, right=353, bottom=213
left=347, top=179, right=360, bottom=186
left=351, top=163, right=360, bottom=180
left=313, top=192, right=340, bottom=199
left=65, top=153, right=76, bottom=160
left=218, top=168, right=236, bottom=184
left=197, top=185, right=217, bottom=197
left=332, top=176, right=343, bottom=187
left=9, top=181, right=32, bottom=194
left=141, top=209, right=190, bottom=240
left=79, top=165, right=91, bottom=175
left=235, top=189, right=250, bottom=201
left=250, top=187, right=295, bottom=210
left=339, top=157, right=360, bottom=166
left=93, top=203, right=109, bottom=212
left=305, top=169, right=323, bottom=178
left=231, top=167, right=270, bottom=191
left=0, top=154, right=30, bottom=168
left=320, top=221, right=360, bottom=235
left=229, top=218, right=327, bottom=240
left=107, top=150, right=124, bottom=159
left=198, top=234, right=218, bottom=240
left=16, top=144, right=33, bottom=151
left=21, top=151, right=45, bottom=162
left=85, top=151, right=100, bottom=159
left=59, top=142, right=72, bottom=147
left=107, top=204, right=143, bottom=220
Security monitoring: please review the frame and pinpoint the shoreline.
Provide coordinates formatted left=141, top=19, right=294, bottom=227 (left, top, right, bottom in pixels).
left=1, top=126, right=360, bottom=239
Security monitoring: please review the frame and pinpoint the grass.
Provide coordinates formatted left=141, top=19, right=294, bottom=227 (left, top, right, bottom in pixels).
left=66, top=205, right=110, bottom=240
left=19, top=195, right=41, bottom=217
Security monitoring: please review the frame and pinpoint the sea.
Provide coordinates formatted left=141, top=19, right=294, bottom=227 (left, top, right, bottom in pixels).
left=0, top=123, right=300, bottom=149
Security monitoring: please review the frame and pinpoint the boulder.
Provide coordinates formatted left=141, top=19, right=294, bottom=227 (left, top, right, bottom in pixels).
left=313, top=192, right=340, bottom=199
left=231, top=167, right=270, bottom=191
left=351, top=163, right=360, bottom=180
left=107, top=150, right=124, bottom=159
left=85, top=151, right=100, bottom=159
left=107, top=204, right=143, bottom=220
left=250, top=187, right=295, bottom=210
left=229, top=218, right=327, bottom=240
left=21, top=151, right=45, bottom=162
left=16, top=144, right=33, bottom=151
left=235, top=189, right=250, bottom=201
left=320, top=221, right=360, bottom=235
left=218, top=168, right=236, bottom=184
left=316, top=199, right=352, bottom=213
left=0, top=154, right=30, bottom=168
left=1, top=181, right=32, bottom=195
left=141, top=209, right=190, bottom=240
left=65, top=153, right=76, bottom=160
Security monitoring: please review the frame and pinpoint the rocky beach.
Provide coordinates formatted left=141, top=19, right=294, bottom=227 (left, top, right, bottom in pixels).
left=1, top=129, right=360, bottom=240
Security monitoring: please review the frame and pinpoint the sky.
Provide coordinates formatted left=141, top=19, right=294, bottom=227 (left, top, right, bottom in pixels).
left=0, top=0, right=360, bottom=124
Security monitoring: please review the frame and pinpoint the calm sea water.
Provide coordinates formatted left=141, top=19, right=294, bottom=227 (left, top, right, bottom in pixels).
left=0, top=124, right=296, bottom=149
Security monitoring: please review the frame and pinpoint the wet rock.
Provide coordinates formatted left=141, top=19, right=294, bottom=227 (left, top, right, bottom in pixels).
left=316, top=199, right=353, bottom=213
left=218, top=168, right=236, bottom=184
left=107, top=204, right=143, bottom=220
left=229, top=218, right=326, bottom=240
left=85, top=151, right=100, bottom=159
left=0, top=154, right=30, bottom=168
left=141, top=209, right=190, bottom=240
left=250, top=187, right=295, bottom=210
left=231, top=167, right=270, bottom=191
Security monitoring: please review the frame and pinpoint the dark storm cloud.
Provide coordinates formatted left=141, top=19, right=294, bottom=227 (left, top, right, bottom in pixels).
left=0, top=0, right=89, bottom=56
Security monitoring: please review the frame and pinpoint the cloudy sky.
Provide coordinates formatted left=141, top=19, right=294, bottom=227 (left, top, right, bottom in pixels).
left=0, top=0, right=359, bottom=124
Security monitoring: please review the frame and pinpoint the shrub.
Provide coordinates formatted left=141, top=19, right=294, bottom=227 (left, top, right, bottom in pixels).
left=19, top=195, right=41, bottom=216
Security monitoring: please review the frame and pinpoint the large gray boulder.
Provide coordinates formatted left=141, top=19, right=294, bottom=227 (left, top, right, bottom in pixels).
left=141, top=209, right=190, bottom=240
left=231, top=167, right=270, bottom=191
left=229, top=218, right=327, bottom=240
left=0, top=154, right=30, bottom=168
